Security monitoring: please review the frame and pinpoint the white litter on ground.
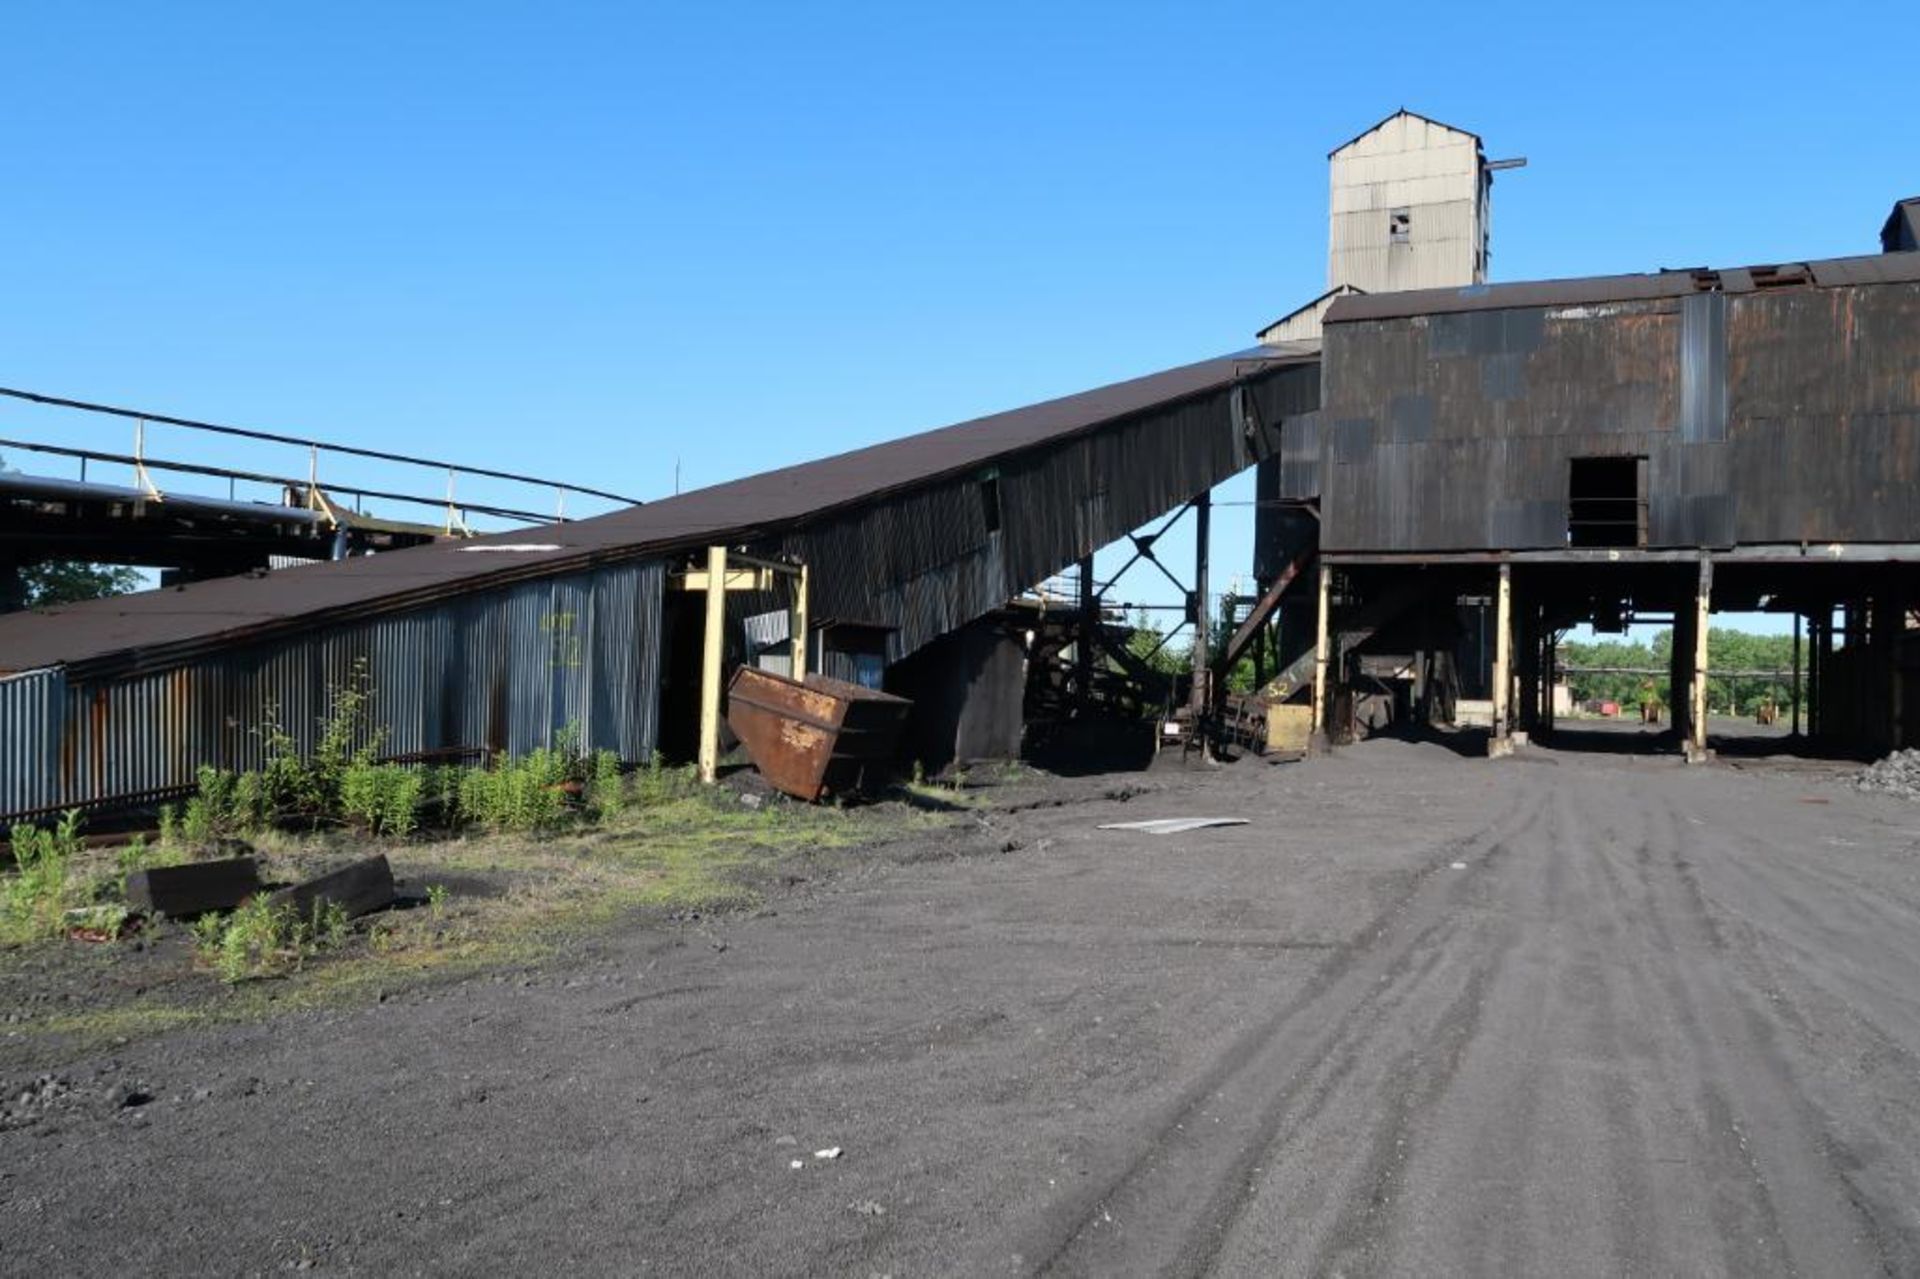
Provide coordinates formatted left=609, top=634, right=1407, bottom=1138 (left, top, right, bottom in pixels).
left=814, top=1147, right=843, bottom=1160
left=1097, top=818, right=1250, bottom=835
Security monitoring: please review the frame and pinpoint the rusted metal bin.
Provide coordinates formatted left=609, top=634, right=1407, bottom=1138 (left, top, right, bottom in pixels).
left=725, top=668, right=911, bottom=802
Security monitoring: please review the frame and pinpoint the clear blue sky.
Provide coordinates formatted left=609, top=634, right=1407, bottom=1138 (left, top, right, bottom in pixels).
left=4, top=1, right=1915, bottom=625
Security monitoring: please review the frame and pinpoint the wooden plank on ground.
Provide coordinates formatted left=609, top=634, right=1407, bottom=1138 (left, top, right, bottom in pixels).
left=266, top=854, right=396, bottom=922
left=125, top=857, right=260, bottom=917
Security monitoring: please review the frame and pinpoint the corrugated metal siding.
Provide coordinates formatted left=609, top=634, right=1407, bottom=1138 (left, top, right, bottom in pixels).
left=1316, top=278, right=1920, bottom=553
left=0, top=561, right=663, bottom=821
left=758, top=362, right=1311, bottom=665
left=1318, top=302, right=1678, bottom=551
left=0, top=669, right=62, bottom=817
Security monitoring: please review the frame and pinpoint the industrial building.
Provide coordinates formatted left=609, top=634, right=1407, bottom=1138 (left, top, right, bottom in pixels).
left=2, top=110, right=1917, bottom=821
left=0, top=350, right=1314, bottom=819
left=1276, top=245, right=1920, bottom=759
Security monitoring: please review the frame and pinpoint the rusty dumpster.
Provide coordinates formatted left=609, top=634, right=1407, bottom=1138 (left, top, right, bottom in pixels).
left=725, top=668, right=912, bottom=802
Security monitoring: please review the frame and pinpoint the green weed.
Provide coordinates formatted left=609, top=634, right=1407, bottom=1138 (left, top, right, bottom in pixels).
left=3, top=810, right=83, bottom=943
left=193, top=894, right=352, bottom=984
left=340, top=760, right=423, bottom=837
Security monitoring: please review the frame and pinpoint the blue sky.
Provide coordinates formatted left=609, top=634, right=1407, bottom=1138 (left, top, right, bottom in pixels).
left=4, top=1, right=1915, bottom=628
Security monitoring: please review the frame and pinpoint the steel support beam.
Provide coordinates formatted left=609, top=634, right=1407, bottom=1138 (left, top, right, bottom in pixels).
left=1076, top=554, right=1094, bottom=707
left=1190, top=491, right=1210, bottom=716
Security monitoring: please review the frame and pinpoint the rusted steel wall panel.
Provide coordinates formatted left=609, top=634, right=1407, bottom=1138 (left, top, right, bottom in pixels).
left=0, top=561, right=663, bottom=822
left=1319, top=301, right=1682, bottom=551
left=1727, top=283, right=1920, bottom=544
left=1318, top=279, right=1920, bottom=553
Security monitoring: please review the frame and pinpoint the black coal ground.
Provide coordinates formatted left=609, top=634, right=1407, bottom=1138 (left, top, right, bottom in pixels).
left=5, top=739, right=1920, bottom=1277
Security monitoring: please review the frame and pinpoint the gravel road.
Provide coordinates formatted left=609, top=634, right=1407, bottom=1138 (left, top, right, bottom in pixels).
left=6, top=739, right=1920, bottom=1277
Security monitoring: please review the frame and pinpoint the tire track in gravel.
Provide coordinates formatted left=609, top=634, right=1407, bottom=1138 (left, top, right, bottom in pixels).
left=992, top=777, right=1550, bottom=1276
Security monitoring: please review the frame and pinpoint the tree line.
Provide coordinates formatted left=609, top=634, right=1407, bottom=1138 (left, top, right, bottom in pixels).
left=1561, top=628, right=1800, bottom=716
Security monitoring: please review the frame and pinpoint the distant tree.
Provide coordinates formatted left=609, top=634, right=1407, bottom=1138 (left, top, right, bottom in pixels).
left=18, top=561, right=143, bottom=606
left=1561, top=626, right=1801, bottom=718
left=1125, top=609, right=1190, bottom=678
left=1560, top=635, right=1663, bottom=708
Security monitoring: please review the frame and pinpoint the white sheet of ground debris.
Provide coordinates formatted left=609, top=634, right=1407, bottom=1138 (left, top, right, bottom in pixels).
left=1853, top=749, right=1920, bottom=798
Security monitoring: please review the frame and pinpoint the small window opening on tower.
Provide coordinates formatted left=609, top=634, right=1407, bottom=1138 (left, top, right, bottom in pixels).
left=1567, top=456, right=1647, bottom=548
left=1389, top=208, right=1411, bottom=244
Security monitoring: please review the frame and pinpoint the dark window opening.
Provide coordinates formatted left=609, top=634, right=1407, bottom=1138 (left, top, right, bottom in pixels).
left=1389, top=208, right=1411, bottom=244
left=1567, top=456, right=1646, bottom=548
left=978, top=472, right=1002, bottom=535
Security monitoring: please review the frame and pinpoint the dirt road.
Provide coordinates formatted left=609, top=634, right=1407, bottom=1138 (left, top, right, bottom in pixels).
left=6, top=740, right=1920, bottom=1276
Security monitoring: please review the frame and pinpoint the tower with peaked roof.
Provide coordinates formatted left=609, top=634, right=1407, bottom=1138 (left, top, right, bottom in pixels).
left=1329, top=109, right=1493, bottom=294
left=1260, top=110, right=1513, bottom=345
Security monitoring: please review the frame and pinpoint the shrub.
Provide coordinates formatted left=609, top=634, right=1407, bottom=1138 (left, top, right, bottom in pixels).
left=588, top=750, right=626, bottom=818
left=3, top=810, right=82, bottom=941
left=179, top=766, right=259, bottom=848
left=456, top=748, right=574, bottom=832
left=340, top=760, right=423, bottom=838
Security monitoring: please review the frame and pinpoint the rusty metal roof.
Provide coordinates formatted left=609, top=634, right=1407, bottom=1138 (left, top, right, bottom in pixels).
left=0, top=348, right=1311, bottom=677
left=1324, top=249, right=1920, bottom=324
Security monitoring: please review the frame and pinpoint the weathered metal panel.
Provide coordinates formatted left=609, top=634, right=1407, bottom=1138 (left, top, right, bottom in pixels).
left=1320, top=295, right=1681, bottom=551
left=763, top=361, right=1311, bottom=665
left=0, top=561, right=665, bottom=822
left=1322, top=274, right=1920, bottom=553
left=1679, top=292, right=1728, bottom=443
left=0, top=669, right=62, bottom=816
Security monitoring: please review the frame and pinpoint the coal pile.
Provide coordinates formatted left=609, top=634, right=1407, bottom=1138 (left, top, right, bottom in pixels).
left=1853, top=749, right=1920, bottom=799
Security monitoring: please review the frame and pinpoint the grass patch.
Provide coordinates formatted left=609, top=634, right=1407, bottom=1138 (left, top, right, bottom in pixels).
left=0, top=767, right=961, bottom=1067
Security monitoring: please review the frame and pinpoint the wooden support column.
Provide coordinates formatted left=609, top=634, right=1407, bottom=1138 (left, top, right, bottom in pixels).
left=1311, top=563, right=1332, bottom=740
left=1688, top=556, right=1713, bottom=761
left=792, top=561, right=811, bottom=684
left=698, top=544, right=728, bottom=784
left=1489, top=564, right=1512, bottom=757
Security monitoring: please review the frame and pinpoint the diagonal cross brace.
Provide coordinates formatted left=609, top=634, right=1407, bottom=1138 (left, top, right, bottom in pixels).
left=1215, top=547, right=1314, bottom=676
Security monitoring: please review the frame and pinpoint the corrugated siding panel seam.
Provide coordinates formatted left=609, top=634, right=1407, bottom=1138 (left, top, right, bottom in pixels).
left=0, top=561, right=664, bottom=822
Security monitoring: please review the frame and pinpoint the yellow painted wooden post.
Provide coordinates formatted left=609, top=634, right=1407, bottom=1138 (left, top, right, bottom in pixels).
left=1311, top=563, right=1332, bottom=737
left=792, top=562, right=811, bottom=684
left=1690, top=556, right=1712, bottom=760
left=698, top=545, right=728, bottom=784
left=1490, top=564, right=1512, bottom=754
